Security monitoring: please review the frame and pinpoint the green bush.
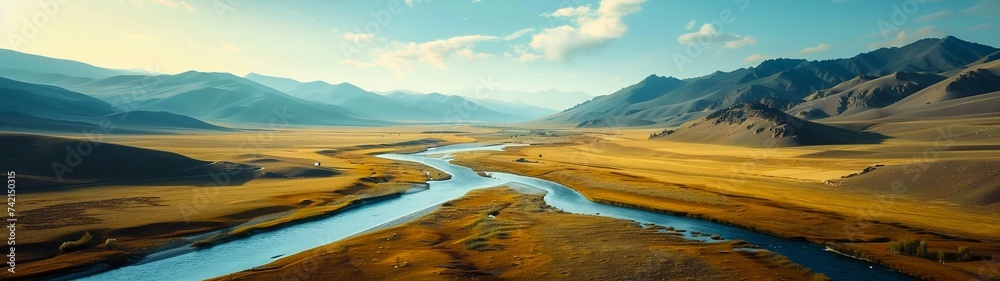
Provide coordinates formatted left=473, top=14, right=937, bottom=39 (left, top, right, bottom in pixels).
left=888, top=238, right=927, bottom=257
left=957, top=246, right=973, bottom=261
left=59, top=231, right=93, bottom=253
left=104, top=238, right=118, bottom=249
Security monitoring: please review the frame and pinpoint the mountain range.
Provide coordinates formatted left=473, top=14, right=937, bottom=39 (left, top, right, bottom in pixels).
left=244, top=73, right=551, bottom=122
left=0, top=51, right=560, bottom=132
left=541, top=36, right=999, bottom=130
left=1, top=36, right=998, bottom=146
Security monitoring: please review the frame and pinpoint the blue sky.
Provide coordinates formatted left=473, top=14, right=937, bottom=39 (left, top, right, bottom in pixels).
left=1, top=0, right=998, bottom=97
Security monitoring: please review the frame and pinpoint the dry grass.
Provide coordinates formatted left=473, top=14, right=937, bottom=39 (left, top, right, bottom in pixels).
left=17, top=126, right=483, bottom=279
left=214, top=187, right=822, bottom=281
left=452, top=126, right=1000, bottom=279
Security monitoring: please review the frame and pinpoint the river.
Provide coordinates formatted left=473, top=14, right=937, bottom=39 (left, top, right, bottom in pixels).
left=77, top=143, right=914, bottom=280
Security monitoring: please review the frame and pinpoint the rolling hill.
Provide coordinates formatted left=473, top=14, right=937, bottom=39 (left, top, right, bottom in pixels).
left=786, top=72, right=946, bottom=119
left=658, top=103, right=886, bottom=147
left=0, top=76, right=118, bottom=118
left=829, top=52, right=1000, bottom=123
left=0, top=134, right=257, bottom=190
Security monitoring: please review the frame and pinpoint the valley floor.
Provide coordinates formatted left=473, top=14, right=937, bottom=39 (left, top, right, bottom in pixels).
left=215, top=187, right=824, bottom=281
left=16, top=124, right=1000, bottom=280
left=453, top=125, right=1000, bottom=280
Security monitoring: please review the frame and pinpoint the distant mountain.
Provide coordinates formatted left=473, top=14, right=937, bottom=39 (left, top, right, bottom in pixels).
left=833, top=51, right=1000, bottom=122
left=285, top=81, right=383, bottom=105
left=0, top=76, right=233, bottom=132
left=455, top=88, right=594, bottom=111
left=540, top=74, right=687, bottom=127
left=0, top=77, right=118, bottom=118
left=0, top=48, right=141, bottom=79
left=243, top=72, right=305, bottom=93
left=890, top=52, right=1000, bottom=107
left=245, top=73, right=383, bottom=105
left=384, top=92, right=527, bottom=123
left=466, top=98, right=558, bottom=120
left=247, top=73, right=539, bottom=122
left=47, top=71, right=382, bottom=126
left=659, top=103, right=885, bottom=147
left=540, top=36, right=999, bottom=128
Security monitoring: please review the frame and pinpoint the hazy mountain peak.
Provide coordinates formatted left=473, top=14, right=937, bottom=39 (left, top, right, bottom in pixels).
left=0, top=48, right=138, bottom=79
left=173, top=70, right=239, bottom=81
left=754, top=58, right=807, bottom=71
left=640, top=74, right=682, bottom=84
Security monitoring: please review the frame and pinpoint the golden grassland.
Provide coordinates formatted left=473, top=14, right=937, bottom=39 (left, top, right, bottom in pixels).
left=453, top=126, right=1000, bottom=280
left=18, top=122, right=1000, bottom=280
left=17, top=126, right=481, bottom=279
left=214, top=187, right=827, bottom=281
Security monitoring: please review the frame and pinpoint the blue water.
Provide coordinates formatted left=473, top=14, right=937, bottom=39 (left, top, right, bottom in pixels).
left=77, top=143, right=914, bottom=280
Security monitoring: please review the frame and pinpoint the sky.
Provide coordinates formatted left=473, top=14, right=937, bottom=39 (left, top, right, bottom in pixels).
left=2, top=0, right=999, bottom=97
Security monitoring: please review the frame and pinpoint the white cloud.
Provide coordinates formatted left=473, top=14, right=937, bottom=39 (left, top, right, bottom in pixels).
left=870, top=26, right=943, bottom=49
left=179, top=1, right=194, bottom=11
left=530, top=0, right=647, bottom=62
left=799, top=43, right=831, bottom=54
left=685, top=20, right=696, bottom=30
left=342, top=32, right=376, bottom=44
left=961, top=0, right=1000, bottom=18
left=503, top=28, right=536, bottom=41
left=724, top=36, right=756, bottom=49
left=678, top=23, right=756, bottom=49
left=549, top=6, right=593, bottom=17
left=222, top=42, right=241, bottom=52
left=743, top=54, right=767, bottom=63
left=915, top=10, right=954, bottom=22
left=330, top=28, right=340, bottom=33
left=367, top=35, right=498, bottom=73
left=966, top=23, right=995, bottom=31
left=504, top=44, right=541, bottom=62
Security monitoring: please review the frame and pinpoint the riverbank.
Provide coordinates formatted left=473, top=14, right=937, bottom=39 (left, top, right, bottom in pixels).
left=215, top=187, right=828, bottom=280
left=17, top=128, right=480, bottom=280
left=452, top=129, right=1000, bottom=280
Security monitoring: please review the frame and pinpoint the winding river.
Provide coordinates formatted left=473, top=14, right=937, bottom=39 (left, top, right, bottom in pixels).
left=77, top=143, right=914, bottom=280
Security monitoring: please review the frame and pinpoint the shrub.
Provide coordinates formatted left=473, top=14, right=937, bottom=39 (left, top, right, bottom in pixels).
left=917, top=240, right=928, bottom=257
left=888, top=238, right=926, bottom=257
left=104, top=238, right=118, bottom=249
left=59, top=231, right=93, bottom=253
left=957, top=246, right=973, bottom=262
